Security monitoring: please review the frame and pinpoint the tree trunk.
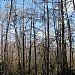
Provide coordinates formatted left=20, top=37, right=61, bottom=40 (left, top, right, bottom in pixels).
left=33, top=17, right=37, bottom=75
left=29, top=17, right=32, bottom=74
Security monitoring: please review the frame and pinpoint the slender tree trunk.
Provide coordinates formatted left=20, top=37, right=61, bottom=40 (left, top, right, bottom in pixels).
left=43, top=1, right=46, bottom=75
left=61, top=1, right=65, bottom=74
left=33, top=17, right=37, bottom=75
left=13, top=4, right=21, bottom=74
left=58, top=1, right=62, bottom=74
left=73, top=0, right=75, bottom=10
left=4, top=0, right=13, bottom=74
left=22, top=0, right=25, bottom=74
left=61, top=0, right=68, bottom=74
left=29, top=17, right=32, bottom=74
left=52, top=1, right=60, bottom=74
left=72, top=51, right=74, bottom=68
left=64, top=0, right=72, bottom=74
left=1, top=23, right=4, bottom=74
left=14, top=23, right=21, bottom=75
left=46, top=1, right=49, bottom=75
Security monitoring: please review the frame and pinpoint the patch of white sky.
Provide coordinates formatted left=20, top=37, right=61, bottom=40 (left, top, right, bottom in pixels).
left=66, top=0, right=74, bottom=15
left=65, top=0, right=75, bottom=25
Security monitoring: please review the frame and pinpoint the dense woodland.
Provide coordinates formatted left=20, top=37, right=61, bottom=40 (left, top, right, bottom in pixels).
left=0, top=0, right=75, bottom=75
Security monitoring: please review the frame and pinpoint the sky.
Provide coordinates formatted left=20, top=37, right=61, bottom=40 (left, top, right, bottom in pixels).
left=0, top=0, right=75, bottom=43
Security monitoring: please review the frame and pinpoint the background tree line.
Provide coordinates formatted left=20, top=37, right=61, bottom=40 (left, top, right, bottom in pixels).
left=0, top=0, right=75, bottom=75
